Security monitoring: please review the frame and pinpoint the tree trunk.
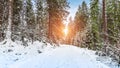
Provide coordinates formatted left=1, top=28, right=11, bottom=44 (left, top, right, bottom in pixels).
left=6, top=0, right=13, bottom=40
left=47, top=0, right=52, bottom=40
left=102, top=0, right=107, bottom=52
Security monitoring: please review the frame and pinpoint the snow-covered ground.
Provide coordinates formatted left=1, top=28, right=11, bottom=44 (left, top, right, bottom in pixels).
left=0, top=41, right=119, bottom=68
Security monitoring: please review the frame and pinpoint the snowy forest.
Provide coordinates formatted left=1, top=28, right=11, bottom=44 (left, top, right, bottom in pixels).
left=0, top=0, right=120, bottom=68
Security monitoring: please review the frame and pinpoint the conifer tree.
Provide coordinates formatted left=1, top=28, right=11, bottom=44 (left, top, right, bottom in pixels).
left=0, top=0, right=9, bottom=41
left=46, top=0, right=69, bottom=43
left=35, top=0, right=47, bottom=41
left=86, top=0, right=101, bottom=50
left=12, top=0, right=22, bottom=41
left=73, top=1, right=88, bottom=47
left=26, top=0, right=35, bottom=42
left=6, top=0, right=14, bottom=41
left=74, top=1, right=88, bottom=32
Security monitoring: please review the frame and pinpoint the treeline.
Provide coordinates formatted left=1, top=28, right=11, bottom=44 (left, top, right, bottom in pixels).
left=0, top=0, right=120, bottom=63
left=0, top=0, right=69, bottom=45
left=67, top=0, right=120, bottom=63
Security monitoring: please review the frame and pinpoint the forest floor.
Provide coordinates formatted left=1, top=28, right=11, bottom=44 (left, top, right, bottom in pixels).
left=0, top=40, right=119, bottom=68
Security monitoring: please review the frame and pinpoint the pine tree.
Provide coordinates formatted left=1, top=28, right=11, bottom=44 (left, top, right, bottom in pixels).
left=74, top=1, right=88, bottom=32
left=6, top=0, right=14, bottom=41
left=0, top=0, right=9, bottom=41
left=46, top=0, right=69, bottom=43
left=102, top=0, right=108, bottom=53
left=0, top=0, right=4, bottom=41
left=106, top=0, right=120, bottom=45
left=105, top=0, right=120, bottom=61
left=74, top=1, right=88, bottom=47
left=87, top=0, right=101, bottom=50
left=12, top=0, right=22, bottom=41
left=35, top=0, right=47, bottom=41
left=25, top=0, right=35, bottom=43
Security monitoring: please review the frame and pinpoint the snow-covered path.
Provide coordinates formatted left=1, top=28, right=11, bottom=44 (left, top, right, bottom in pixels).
left=9, top=45, right=110, bottom=68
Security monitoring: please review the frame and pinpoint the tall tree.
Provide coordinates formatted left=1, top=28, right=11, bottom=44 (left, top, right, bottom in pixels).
left=102, top=0, right=107, bottom=43
left=106, top=0, right=120, bottom=45
left=74, top=1, right=88, bottom=32
left=0, top=0, right=9, bottom=41
left=73, top=1, right=89, bottom=47
left=35, top=0, right=47, bottom=41
left=6, top=0, right=14, bottom=41
left=12, top=0, right=22, bottom=41
left=0, top=0, right=4, bottom=41
left=46, top=0, right=69, bottom=43
left=85, top=0, right=101, bottom=50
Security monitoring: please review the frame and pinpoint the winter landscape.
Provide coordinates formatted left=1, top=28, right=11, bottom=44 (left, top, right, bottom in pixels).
left=0, top=0, right=120, bottom=68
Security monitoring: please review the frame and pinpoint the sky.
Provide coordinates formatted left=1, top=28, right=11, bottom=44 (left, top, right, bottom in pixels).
left=67, top=0, right=90, bottom=20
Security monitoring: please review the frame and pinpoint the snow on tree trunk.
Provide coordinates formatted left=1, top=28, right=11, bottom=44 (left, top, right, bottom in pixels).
left=20, top=0, right=27, bottom=29
left=6, top=0, right=13, bottom=41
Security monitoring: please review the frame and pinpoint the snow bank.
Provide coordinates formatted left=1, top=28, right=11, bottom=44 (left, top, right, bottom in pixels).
left=9, top=45, right=110, bottom=68
left=0, top=40, right=53, bottom=68
left=0, top=41, right=119, bottom=68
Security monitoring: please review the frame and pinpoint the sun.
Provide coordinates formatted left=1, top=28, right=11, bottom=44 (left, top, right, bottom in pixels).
left=63, top=20, right=69, bottom=36
left=64, top=26, right=68, bottom=36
